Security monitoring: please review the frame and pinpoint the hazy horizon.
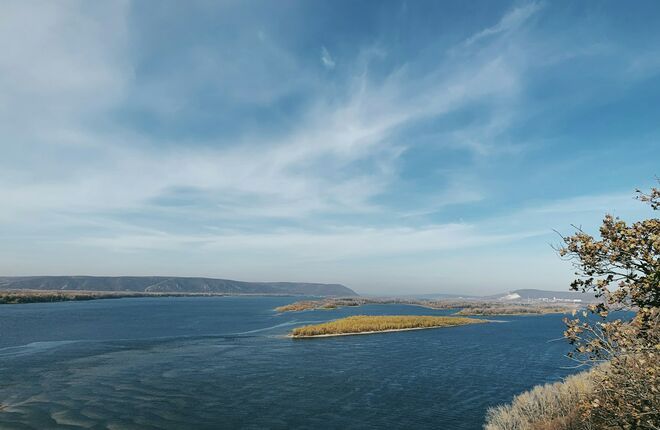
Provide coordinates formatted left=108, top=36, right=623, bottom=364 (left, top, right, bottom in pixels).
left=0, top=273, right=588, bottom=297
left=1, top=1, right=659, bottom=295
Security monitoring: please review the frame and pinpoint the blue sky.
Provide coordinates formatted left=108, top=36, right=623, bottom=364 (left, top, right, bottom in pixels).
left=1, top=1, right=659, bottom=295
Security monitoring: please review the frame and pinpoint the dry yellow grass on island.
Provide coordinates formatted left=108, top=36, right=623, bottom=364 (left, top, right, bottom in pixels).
left=454, top=304, right=577, bottom=316
left=274, top=300, right=336, bottom=312
left=290, top=315, right=488, bottom=338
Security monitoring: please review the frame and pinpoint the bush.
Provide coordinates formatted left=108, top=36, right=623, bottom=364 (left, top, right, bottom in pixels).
left=484, top=371, right=594, bottom=430
left=586, top=352, right=659, bottom=429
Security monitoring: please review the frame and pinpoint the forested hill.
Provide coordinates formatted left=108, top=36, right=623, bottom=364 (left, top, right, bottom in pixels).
left=0, top=276, right=357, bottom=297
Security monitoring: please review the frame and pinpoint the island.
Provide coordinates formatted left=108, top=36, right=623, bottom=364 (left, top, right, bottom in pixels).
left=453, top=305, right=575, bottom=316
left=290, top=315, right=488, bottom=338
left=275, top=300, right=347, bottom=312
left=275, top=296, right=581, bottom=316
left=275, top=297, right=454, bottom=312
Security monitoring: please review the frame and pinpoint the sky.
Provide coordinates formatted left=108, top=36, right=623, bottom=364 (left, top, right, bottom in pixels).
left=1, top=1, right=659, bottom=295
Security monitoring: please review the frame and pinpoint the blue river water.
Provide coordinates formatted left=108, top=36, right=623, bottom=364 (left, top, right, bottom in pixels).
left=0, top=296, right=580, bottom=429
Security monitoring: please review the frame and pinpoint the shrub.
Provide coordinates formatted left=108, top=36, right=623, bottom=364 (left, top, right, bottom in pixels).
left=484, top=370, right=594, bottom=430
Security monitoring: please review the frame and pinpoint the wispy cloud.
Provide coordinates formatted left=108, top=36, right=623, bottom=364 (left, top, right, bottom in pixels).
left=463, top=2, right=543, bottom=47
left=0, top=4, right=524, bottom=224
left=321, top=46, right=335, bottom=69
left=74, top=223, right=544, bottom=263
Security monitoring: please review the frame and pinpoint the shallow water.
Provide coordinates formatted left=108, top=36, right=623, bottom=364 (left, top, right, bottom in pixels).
left=0, top=296, right=578, bottom=429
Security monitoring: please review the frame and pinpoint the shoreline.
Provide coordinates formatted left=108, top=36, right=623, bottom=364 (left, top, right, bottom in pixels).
left=0, top=290, right=306, bottom=305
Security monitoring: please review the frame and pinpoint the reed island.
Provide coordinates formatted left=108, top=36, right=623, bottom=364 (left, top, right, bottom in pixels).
left=275, top=297, right=579, bottom=316
left=290, top=315, right=488, bottom=338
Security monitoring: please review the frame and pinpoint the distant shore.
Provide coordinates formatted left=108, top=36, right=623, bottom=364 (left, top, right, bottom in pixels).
left=0, top=290, right=226, bottom=304
left=0, top=290, right=302, bottom=305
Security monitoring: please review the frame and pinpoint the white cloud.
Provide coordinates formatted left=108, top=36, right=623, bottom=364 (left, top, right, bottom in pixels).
left=73, top=222, right=543, bottom=261
left=463, top=2, right=543, bottom=47
left=321, top=46, right=335, bottom=69
left=0, top=16, right=523, bottom=223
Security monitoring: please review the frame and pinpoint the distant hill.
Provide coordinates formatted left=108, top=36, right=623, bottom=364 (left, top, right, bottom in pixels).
left=487, top=288, right=597, bottom=302
left=0, top=276, right=357, bottom=297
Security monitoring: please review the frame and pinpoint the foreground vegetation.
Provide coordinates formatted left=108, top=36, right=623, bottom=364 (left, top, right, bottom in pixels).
left=290, top=315, right=487, bottom=337
left=0, top=290, right=226, bottom=304
left=485, top=369, right=595, bottom=430
left=485, top=356, right=658, bottom=430
left=486, top=185, right=659, bottom=429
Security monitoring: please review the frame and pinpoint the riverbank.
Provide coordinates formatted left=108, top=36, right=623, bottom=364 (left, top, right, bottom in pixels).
left=0, top=290, right=313, bottom=304
left=0, top=290, right=231, bottom=304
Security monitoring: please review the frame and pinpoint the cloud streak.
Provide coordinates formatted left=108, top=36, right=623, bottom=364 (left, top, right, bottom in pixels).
left=321, top=46, right=335, bottom=69
left=462, top=2, right=543, bottom=47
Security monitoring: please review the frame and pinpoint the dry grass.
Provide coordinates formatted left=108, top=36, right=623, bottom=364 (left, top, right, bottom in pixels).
left=484, top=370, right=595, bottom=430
left=455, top=305, right=576, bottom=316
left=290, top=315, right=487, bottom=337
left=275, top=298, right=373, bottom=312
left=275, top=300, right=326, bottom=312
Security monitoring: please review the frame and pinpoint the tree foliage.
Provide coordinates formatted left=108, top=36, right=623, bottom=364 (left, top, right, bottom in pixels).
left=558, top=184, right=659, bottom=429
